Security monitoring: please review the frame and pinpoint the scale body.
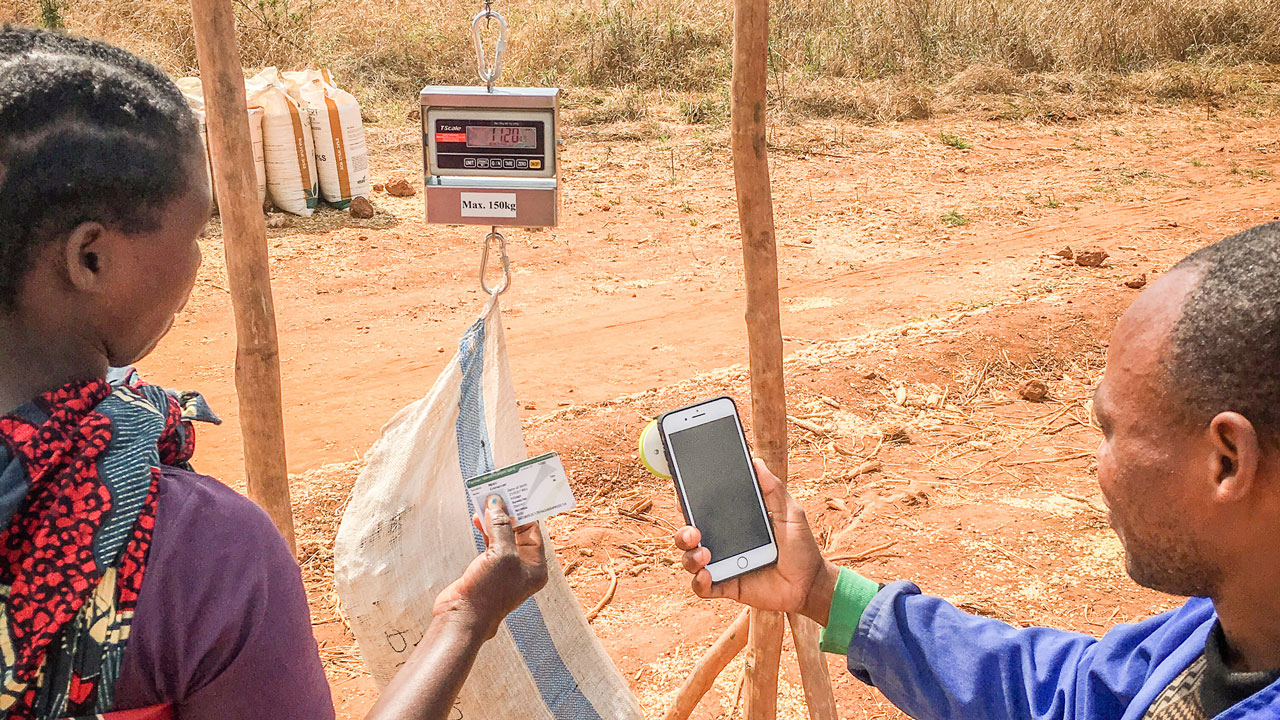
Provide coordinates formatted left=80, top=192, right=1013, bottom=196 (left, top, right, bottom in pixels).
left=420, top=85, right=559, bottom=227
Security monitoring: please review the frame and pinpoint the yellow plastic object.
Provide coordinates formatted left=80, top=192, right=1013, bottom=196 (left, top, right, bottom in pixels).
left=638, top=419, right=672, bottom=479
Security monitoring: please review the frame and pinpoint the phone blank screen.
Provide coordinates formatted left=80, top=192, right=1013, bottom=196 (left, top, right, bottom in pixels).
left=668, top=417, right=772, bottom=563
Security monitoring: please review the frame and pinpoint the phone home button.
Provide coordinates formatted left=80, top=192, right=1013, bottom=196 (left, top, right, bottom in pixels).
left=736, top=556, right=749, bottom=569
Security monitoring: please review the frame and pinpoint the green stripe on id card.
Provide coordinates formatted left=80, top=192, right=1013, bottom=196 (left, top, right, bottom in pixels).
left=465, top=452, right=576, bottom=526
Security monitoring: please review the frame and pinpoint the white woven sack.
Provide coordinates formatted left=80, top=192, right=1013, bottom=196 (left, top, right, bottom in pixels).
left=175, top=77, right=266, bottom=208
left=280, top=69, right=335, bottom=102
left=246, top=67, right=318, bottom=216
left=296, top=78, right=370, bottom=208
left=335, top=299, right=643, bottom=720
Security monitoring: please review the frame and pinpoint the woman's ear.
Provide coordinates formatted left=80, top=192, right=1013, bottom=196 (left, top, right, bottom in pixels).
left=62, top=221, right=107, bottom=292
left=1208, top=411, right=1260, bottom=503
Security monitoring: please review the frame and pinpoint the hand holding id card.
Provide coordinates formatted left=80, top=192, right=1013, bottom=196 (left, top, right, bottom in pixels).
left=465, top=452, right=577, bottom=526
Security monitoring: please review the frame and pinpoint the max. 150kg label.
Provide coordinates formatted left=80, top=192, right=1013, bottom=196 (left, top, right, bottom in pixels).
left=460, top=192, right=517, bottom=218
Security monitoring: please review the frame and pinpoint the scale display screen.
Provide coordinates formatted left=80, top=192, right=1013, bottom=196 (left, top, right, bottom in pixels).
left=466, top=126, right=536, bottom=149
left=426, top=111, right=553, bottom=178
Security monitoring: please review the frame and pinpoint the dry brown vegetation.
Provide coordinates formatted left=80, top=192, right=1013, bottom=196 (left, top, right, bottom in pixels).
left=4, top=0, right=1279, bottom=124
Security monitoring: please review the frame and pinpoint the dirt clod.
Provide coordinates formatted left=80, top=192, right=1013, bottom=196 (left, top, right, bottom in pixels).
left=1019, top=379, right=1050, bottom=402
left=348, top=196, right=374, bottom=219
left=385, top=178, right=416, bottom=197
left=1124, top=273, right=1148, bottom=289
left=1074, top=247, right=1109, bottom=267
left=372, top=183, right=385, bottom=193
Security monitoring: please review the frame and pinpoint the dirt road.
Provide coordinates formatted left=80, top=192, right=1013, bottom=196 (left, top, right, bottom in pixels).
left=140, top=110, right=1277, bottom=490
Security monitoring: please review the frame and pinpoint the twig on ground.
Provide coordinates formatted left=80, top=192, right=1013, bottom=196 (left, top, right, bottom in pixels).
left=827, top=539, right=897, bottom=564
left=788, top=415, right=830, bottom=436
left=1004, top=450, right=1094, bottom=466
left=966, top=361, right=991, bottom=401
left=843, top=459, right=882, bottom=481
left=1061, top=493, right=1107, bottom=513
left=585, top=562, right=618, bottom=622
left=987, top=541, right=1036, bottom=568
left=661, top=608, right=751, bottom=720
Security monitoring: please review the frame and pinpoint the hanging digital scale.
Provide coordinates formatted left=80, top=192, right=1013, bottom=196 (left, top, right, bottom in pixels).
left=420, top=86, right=559, bottom=227
left=420, top=8, right=559, bottom=229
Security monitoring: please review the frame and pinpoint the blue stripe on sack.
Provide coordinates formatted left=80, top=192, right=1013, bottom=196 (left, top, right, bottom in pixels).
left=454, top=315, right=604, bottom=720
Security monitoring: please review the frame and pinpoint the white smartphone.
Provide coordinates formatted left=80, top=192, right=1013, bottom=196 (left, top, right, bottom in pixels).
left=659, top=396, right=778, bottom=582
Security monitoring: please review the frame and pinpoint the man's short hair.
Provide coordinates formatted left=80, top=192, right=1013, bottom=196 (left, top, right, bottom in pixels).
left=1169, top=221, right=1280, bottom=445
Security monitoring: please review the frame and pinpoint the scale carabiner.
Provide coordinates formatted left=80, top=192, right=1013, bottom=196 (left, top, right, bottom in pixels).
left=471, top=9, right=508, bottom=91
left=479, top=227, right=513, bottom=295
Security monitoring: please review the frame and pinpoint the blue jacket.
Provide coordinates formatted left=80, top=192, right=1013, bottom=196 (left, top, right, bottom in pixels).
left=848, top=581, right=1280, bottom=719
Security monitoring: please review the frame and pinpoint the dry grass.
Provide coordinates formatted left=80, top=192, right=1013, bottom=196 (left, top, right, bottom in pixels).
left=4, top=0, right=1278, bottom=122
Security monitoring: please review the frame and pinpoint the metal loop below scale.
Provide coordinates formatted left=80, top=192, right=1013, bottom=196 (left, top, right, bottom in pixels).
left=479, top=228, right=513, bottom=295
left=471, top=9, right=508, bottom=91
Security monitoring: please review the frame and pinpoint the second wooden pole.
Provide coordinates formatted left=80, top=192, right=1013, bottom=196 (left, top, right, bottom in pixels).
left=730, top=0, right=838, bottom=716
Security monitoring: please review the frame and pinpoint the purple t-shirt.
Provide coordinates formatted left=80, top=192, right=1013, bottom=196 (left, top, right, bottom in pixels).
left=111, top=467, right=335, bottom=719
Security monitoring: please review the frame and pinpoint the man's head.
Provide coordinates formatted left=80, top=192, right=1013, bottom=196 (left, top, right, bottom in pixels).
left=0, top=26, right=209, bottom=366
left=1095, top=222, right=1280, bottom=598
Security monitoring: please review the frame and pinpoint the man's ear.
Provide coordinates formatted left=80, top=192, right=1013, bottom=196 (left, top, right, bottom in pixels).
left=1208, top=411, right=1260, bottom=502
left=62, top=221, right=107, bottom=292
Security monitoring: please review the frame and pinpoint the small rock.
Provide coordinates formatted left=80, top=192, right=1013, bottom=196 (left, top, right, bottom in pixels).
left=436, top=346, right=445, bottom=353
left=264, top=214, right=291, bottom=229
left=373, top=183, right=385, bottom=193
left=1055, top=247, right=1074, bottom=259
left=1019, top=379, right=1050, bottom=402
left=707, top=222, right=723, bottom=229
left=1074, top=246, right=1109, bottom=267
left=1124, top=273, right=1148, bottom=289
left=385, top=177, right=416, bottom=197
left=348, top=196, right=374, bottom=219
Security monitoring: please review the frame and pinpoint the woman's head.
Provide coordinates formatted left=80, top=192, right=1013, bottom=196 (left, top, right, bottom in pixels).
left=0, top=26, right=209, bottom=366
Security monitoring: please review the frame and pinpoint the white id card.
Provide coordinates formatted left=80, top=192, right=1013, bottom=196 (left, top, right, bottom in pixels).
left=464, top=452, right=576, bottom=526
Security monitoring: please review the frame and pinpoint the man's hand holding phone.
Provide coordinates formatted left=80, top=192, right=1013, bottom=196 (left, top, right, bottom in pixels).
left=674, top=459, right=841, bottom=626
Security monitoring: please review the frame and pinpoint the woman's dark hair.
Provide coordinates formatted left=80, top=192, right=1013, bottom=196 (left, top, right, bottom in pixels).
left=0, top=26, right=202, bottom=307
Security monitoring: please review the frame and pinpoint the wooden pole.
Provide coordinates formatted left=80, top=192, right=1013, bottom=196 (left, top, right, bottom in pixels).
left=661, top=608, right=751, bottom=720
left=730, top=0, right=836, bottom=715
left=190, top=0, right=296, bottom=552
left=730, top=0, right=785, bottom=711
left=789, top=613, right=840, bottom=718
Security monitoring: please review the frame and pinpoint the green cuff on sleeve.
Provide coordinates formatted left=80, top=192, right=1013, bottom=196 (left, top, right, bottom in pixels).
left=818, top=567, right=881, bottom=655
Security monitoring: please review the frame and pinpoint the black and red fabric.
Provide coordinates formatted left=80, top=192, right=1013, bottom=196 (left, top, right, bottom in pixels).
left=0, top=377, right=212, bottom=720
